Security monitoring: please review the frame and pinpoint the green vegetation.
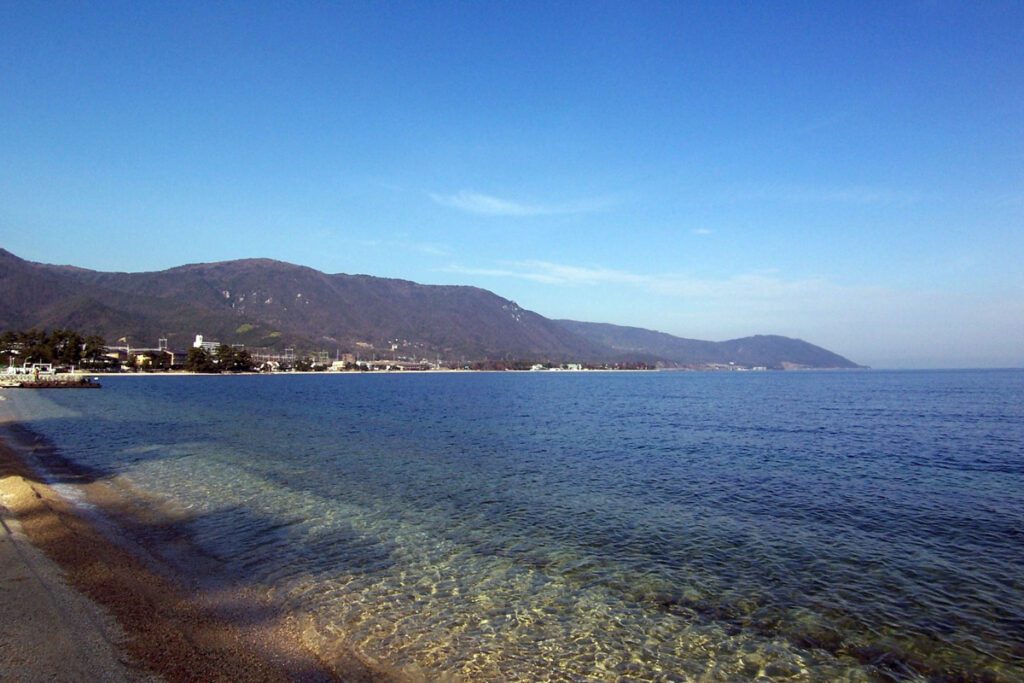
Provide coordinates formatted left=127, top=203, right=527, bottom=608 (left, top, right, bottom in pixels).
left=235, top=323, right=256, bottom=334
left=184, top=345, right=254, bottom=373
left=216, top=344, right=254, bottom=372
left=0, top=329, right=109, bottom=368
left=184, top=347, right=217, bottom=373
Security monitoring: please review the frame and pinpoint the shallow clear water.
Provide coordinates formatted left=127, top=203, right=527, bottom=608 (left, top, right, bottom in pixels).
left=6, top=370, right=1024, bottom=681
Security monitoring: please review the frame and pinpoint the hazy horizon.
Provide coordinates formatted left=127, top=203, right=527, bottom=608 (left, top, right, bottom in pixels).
left=2, top=3, right=1021, bottom=369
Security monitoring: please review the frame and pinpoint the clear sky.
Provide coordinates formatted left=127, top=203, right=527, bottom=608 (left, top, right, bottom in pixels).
left=2, top=2, right=1022, bottom=368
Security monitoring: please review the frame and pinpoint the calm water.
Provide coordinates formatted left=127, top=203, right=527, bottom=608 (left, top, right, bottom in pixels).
left=5, top=370, right=1023, bottom=682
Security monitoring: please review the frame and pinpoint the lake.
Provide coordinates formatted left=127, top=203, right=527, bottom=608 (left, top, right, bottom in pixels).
left=5, top=370, right=1023, bottom=681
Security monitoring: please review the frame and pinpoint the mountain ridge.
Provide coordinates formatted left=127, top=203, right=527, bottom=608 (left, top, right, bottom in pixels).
left=0, top=248, right=862, bottom=368
left=555, top=319, right=863, bottom=369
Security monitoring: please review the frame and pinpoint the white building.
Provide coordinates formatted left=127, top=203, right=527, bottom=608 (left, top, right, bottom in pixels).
left=193, top=334, right=220, bottom=353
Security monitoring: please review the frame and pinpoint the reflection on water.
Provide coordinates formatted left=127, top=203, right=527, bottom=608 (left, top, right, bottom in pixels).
left=7, top=371, right=1024, bottom=681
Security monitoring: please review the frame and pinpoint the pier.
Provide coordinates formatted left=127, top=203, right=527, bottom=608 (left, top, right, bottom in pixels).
left=1, top=365, right=101, bottom=389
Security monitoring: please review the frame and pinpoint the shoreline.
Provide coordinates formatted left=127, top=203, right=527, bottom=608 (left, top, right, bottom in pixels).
left=0, top=397, right=391, bottom=682
left=78, top=367, right=650, bottom=375
left=33, top=366, right=719, bottom=381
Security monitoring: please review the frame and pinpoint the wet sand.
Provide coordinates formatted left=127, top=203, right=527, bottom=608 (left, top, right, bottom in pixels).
left=0, top=470, right=154, bottom=682
left=0, top=409, right=390, bottom=682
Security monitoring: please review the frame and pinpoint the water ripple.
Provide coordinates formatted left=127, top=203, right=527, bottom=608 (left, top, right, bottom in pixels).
left=9, top=370, right=1024, bottom=681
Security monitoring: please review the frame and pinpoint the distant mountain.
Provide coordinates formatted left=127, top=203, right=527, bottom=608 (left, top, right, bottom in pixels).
left=0, top=248, right=862, bottom=367
left=555, top=320, right=864, bottom=369
left=0, top=249, right=606, bottom=360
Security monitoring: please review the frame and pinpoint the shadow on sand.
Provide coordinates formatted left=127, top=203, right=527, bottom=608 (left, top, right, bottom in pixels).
left=0, top=420, right=393, bottom=683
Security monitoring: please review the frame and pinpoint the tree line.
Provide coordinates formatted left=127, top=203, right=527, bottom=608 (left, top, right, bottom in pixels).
left=185, top=345, right=254, bottom=373
left=0, top=329, right=109, bottom=367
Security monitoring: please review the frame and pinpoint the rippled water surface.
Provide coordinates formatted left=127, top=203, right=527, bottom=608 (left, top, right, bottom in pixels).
left=7, top=370, right=1024, bottom=681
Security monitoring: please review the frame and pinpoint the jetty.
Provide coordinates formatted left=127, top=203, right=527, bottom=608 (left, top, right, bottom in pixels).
left=0, top=376, right=101, bottom=389
left=1, top=364, right=101, bottom=389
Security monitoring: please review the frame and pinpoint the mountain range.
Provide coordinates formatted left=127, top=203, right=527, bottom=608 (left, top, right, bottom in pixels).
left=0, top=248, right=862, bottom=368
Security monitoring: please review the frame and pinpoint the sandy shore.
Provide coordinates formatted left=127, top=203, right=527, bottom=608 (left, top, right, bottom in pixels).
left=0, top=469, right=154, bottom=682
left=0, top=402, right=390, bottom=682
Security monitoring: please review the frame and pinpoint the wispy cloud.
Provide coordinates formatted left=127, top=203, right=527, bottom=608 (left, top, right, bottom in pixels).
left=429, top=190, right=607, bottom=216
left=692, top=228, right=713, bottom=235
left=449, top=260, right=844, bottom=302
left=443, top=261, right=902, bottom=322
left=446, top=261, right=645, bottom=286
left=444, top=259, right=1024, bottom=367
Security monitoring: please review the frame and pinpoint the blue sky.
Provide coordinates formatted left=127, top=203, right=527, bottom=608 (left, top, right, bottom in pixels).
left=1, top=2, right=1021, bottom=368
